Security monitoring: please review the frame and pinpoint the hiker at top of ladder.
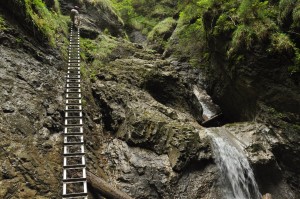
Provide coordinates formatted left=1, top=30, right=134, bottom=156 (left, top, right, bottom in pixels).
left=70, top=6, right=80, bottom=29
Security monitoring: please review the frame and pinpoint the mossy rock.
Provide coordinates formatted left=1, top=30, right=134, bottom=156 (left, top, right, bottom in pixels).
left=147, top=17, right=177, bottom=53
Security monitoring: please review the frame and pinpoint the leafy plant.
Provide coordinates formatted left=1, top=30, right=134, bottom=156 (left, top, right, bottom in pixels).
left=0, top=15, right=6, bottom=31
left=80, top=35, right=118, bottom=81
left=270, top=33, right=295, bottom=53
left=24, top=0, right=69, bottom=48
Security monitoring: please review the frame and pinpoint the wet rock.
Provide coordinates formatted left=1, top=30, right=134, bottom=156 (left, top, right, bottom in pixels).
left=210, top=122, right=298, bottom=199
left=1, top=101, right=15, bottom=113
left=263, top=193, right=272, bottom=199
left=193, top=85, right=221, bottom=121
left=59, top=0, right=125, bottom=37
left=0, top=8, right=64, bottom=198
left=129, top=31, right=147, bottom=44
left=46, top=105, right=56, bottom=115
left=86, top=41, right=222, bottom=198
left=102, top=139, right=216, bottom=199
left=80, top=26, right=100, bottom=39
left=143, top=70, right=204, bottom=123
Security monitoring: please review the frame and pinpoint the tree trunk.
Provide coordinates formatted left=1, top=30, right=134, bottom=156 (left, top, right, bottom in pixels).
left=87, top=171, right=134, bottom=199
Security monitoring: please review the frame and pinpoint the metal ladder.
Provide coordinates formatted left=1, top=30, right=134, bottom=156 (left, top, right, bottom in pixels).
left=62, top=26, right=88, bottom=199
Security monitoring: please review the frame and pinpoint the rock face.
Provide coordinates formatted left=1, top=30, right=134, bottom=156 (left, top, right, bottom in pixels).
left=208, top=123, right=299, bottom=199
left=102, top=138, right=219, bottom=199
left=1, top=1, right=300, bottom=199
left=0, top=7, right=65, bottom=198
left=59, top=0, right=125, bottom=37
left=84, top=46, right=217, bottom=197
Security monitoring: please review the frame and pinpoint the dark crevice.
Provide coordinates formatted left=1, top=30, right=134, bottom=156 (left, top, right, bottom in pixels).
left=92, top=89, right=114, bottom=132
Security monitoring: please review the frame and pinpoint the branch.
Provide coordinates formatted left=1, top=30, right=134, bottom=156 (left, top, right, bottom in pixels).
left=87, top=171, right=134, bottom=199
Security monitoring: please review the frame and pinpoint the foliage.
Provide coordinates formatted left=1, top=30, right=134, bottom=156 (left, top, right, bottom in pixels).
left=0, top=15, right=6, bottom=31
left=89, top=0, right=124, bottom=26
left=148, top=17, right=176, bottom=41
left=110, top=0, right=178, bottom=35
left=53, top=0, right=61, bottom=13
left=270, top=33, right=295, bottom=53
left=163, top=0, right=300, bottom=72
left=80, top=35, right=118, bottom=79
left=278, top=0, right=296, bottom=25
left=24, top=0, right=69, bottom=48
left=292, top=2, right=300, bottom=28
left=290, top=48, right=300, bottom=73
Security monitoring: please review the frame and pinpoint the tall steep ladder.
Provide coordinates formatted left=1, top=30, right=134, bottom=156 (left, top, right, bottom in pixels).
left=62, top=26, right=88, bottom=199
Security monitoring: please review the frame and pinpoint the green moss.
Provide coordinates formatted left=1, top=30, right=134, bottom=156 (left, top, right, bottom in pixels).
left=129, top=15, right=157, bottom=33
left=290, top=48, right=300, bottom=74
left=80, top=35, right=118, bottom=80
left=279, top=0, right=296, bottom=25
left=89, top=0, right=124, bottom=25
left=0, top=15, right=6, bottom=31
left=230, top=24, right=255, bottom=52
left=81, top=35, right=117, bottom=62
left=270, top=33, right=295, bottom=53
left=53, top=0, right=61, bottom=13
left=292, top=2, right=300, bottom=28
left=148, top=17, right=176, bottom=41
left=24, top=0, right=68, bottom=48
left=110, top=0, right=178, bottom=35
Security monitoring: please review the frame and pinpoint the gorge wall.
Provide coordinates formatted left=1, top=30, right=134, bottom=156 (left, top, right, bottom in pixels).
left=0, top=0, right=299, bottom=198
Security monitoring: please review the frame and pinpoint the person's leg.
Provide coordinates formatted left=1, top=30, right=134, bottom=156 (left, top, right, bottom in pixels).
left=75, top=16, right=80, bottom=29
left=71, top=16, right=75, bottom=28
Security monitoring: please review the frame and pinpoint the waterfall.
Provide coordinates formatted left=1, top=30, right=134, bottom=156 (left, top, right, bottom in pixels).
left=193, top=85, right=221, bottom=120
left=207, top=128, right=261, bottom=199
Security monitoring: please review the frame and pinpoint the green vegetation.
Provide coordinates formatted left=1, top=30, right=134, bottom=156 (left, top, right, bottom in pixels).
left=110, top=0, right=178, bottom=34
left=0, top=15, right=6, bottom=31
left=80, top=35, right=118, bottom=79
left=24, top=0, right=69, bottom=48
left=87, top=0, right=124, bottom=26
left=148, top=17, right=176, bottom=50
left=148, top=17, right=176, bottom=40
left=155, top=0, right=300, bottom=73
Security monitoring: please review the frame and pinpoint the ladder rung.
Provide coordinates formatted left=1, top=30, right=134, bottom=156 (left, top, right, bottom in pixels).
left=64, top=142, right=84, bottom=145
left=63, top=178, right=86, bottom=183
left=65, top=111, right=82, bottom=116
left=64, top=152, right=85, bottom=156
left=68, top=70, right=80, bottom=74
left=65, top=118, right=83, bottom=125
left=67, top=79, right=80, bottom=83
left=66, top=91, right=81, bottom=93
left=66, top=101, right=82, bottom=105
left=66, top=94, right=81, bottom=99
left=67, top=75, right=80, bottom=79
left=64, top=132, right=84, bottom=136
left=64, top=124, right=83, bottom=127
left=62, top=192, right=88, bottom=198
left=63, top=164, right=85, bottom=169
left=66, top=85, right=81, bottom=88
left=66, top=84, right=80, bottom=87
left=67, top=88, right=81, bottom=92
left=68, top=66, right=80, bottom=70
left=65, top=105, right=82, bottom=110
left=66, top=96, right=81, bottom=99
left=65, top=116, right=82, bottom=119
left=64, top=127, right=83, bottom=134
left=68, top=63, right=80, bottom=66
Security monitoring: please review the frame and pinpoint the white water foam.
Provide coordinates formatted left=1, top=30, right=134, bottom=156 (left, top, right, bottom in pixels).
left=207, top=128, right=261, bottom=199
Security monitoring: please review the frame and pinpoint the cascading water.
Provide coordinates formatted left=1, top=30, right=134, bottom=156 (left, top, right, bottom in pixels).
left=207, top=128, right=261, bottom=199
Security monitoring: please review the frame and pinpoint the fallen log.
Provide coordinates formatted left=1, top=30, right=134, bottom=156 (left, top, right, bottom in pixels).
left=87, top=171, right=134, bottom=199
left=201, top=113, right=223, bottom=127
